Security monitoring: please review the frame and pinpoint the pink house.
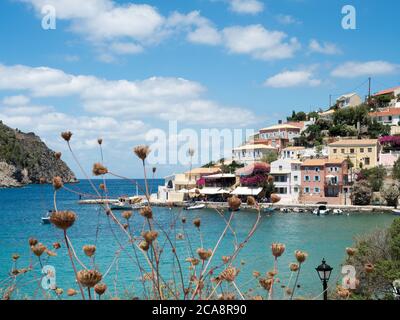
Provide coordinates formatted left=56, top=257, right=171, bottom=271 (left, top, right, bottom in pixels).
left=300, top=159, right=349, bottom=205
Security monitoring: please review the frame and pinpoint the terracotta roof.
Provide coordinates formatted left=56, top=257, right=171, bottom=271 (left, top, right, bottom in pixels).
left=374, top=86, right=400, bottom=96
left=259, top=124, right=301, bottom=132
left=301, top=159, right=327, bottom=166
left=328, top=139, right=378, bottom=147
left=369, top=108, right=400, bottom=117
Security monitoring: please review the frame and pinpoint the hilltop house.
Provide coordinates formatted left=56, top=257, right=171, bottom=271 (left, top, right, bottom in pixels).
left=336, top=93, right=362, bottom=109
left=328, top=139, right=380, bottom=169
left=300, top=159, right=349, bottom=205
left=270, top=159, right=301, bottom=204
left=232, top=144, right=278, bottom=165
left=259, top=124, right=301, bottom=144
left=369, top=108, right=400, bottom=129
left=373, top=86, right=400, bottom=108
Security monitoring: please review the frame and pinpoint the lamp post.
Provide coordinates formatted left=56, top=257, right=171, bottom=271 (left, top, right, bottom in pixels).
left=316, top=259, right=333, bottom=301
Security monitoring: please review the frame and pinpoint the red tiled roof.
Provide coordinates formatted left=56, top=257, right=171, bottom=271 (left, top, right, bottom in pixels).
left=369, top=108, right=400, bottom=117
left=373, top=86, right=400, bottom=96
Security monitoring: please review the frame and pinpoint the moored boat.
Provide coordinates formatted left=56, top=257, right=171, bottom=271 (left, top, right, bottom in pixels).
left=392, top=209, right=400, bottom=216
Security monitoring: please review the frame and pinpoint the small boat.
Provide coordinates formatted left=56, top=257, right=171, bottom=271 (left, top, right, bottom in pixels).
left=332, top=209, right=343, bottom=215
left=263, top=207, right=275, bottom=214
left=392, top=209, right=400, bottom=216
left=42, top=210, right=52, bottom=224
left=313, top=205, right=330, bottom=216
left=280, top=208, right=291, bottom=213
left=111, top=196, right=145, bottom=210
left=185, top=204, right=206, bottom=211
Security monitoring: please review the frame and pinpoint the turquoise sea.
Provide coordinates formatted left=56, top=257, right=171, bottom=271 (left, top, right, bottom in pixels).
left=0, top=179, right=397, bottom=300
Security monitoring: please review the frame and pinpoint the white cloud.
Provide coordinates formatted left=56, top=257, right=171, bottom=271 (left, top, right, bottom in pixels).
left=222, top=25, right=300, bottom=60
left=264, top=69, right=321, bottom=88
left=187, top=25, right=222, bottom=45
left=2, top=95, right=30, bottom=106
left=110, top=42, right=144, bottom=55
left=229, top=0, right=264, bottom=15
left=331, top=61, right=399, bottom=78
left=276, top=14, right=301, bottom=25
left=309, top=39, right=341, bottom=55
left=0, top=64, right=257, bottom=126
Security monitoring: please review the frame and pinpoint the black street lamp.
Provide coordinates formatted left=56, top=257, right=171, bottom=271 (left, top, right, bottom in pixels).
left=316, top=259, right=333, bottom=301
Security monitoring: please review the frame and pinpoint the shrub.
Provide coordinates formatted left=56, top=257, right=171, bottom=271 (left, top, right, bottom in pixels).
left=351, top=180, right=373, bottom=205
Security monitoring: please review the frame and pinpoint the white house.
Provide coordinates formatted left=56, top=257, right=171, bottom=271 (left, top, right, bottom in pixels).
left=281, top=146, right=306, bottom=160
left=269, top=159, right=302, bottom=204
left=232, top=144, right=278, bottom=165
left=373, top=86, right=400, bottom=108
left=336, top=93, right=362, bottom=109
left=369, top=108, right=400, bottom=126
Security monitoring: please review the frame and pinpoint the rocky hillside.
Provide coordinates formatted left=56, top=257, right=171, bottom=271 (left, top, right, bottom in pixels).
left=0, top=121, right=77, bottom=187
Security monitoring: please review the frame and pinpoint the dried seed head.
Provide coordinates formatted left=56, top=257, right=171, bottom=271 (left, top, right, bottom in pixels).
left=29, top=238, right=38, bottom=246
left=193, top=218, right=201, bottom=228
left=83, top=245, right=96, bottom=257
left=139, top=206, right=153, bottom=219
left=55, top=288, right=64, bottom=296
left=337, top=286, right=351, bottom=298
left=39, top=177, right=46, bottom=184
left=53, top=242, right=61, bottom=250
left=142, top=231, right=158, bottom=243
left=259, top=277, right=273, bottom=291
left=228, top=196, right=241, bottom=211
left=219, top=267, right=239, bottom=282
left=94, top=283, right=107, bottom=296
left=197, top=248, right=212, bottom=261
left=222, top=256, right=231, bottom=264
left=123, top=223, right=128, bottom=230
left=295, top=250, right=308, bottom=264
left=61, top=131, right=72, bottom=142
left=364, top=263, right=374, bottom=273
left=122, top=211, right=133, bottom=220
left=346, top=247, right=356, bottom=256
left=271, top=243, right=286, bottom=258
left=133, top=145, right=151, bottom=162
left=67, top=288, right=77, bottom=297
left=270, top=194, right=281, bottom=204
left=97, top=138, right=103, bottom=145
left=218, top=293, right=236, bottom=300
left=252, top=295, right=263, bottom=300
left=139, top=240, right=150, bottom=251
left=289, top=263, right=299, bottom=272
left=186, top=257, right=200, bottom=266
left=50, top=211, right=76, bottom=230
left=31, top=243, right=46, bottom=257
left=267, top=270, right=278, bottom=278
left=253, top=271, right=261, bottom=278
left=267, top=175, right=274, bottom=183
left=53, top=176, right=63, bottom=190
left=77, top=270, right=102, bottom=288
left=246, top=196, right=257, bottom=206
left=195, top=188, right=200, bottom=195
left=12, top=254, right=20, bottom=261
left=92, top=163, right=108, bottom=176
left=99, top=183, right=106, bottom=191
left=54, top=152, right=62, bottom=160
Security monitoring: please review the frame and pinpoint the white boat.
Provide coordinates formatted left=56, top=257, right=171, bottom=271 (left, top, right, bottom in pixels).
left=110, top=196, right=145, bottom=210
left=392, top=209, right=400, bottom=216
left=313, top=206, right=330, bottom=216
left=332, top=209, right=343, bottom=215
left=185, top=204, right=206, bottom=211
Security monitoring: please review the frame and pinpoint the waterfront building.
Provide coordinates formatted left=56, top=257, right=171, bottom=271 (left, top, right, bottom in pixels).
left=328, top=139, right=380, bottom=169
left=270, top=159, right=301, bottom=204
left=300, top=159, right=349, bottom=205
left=232, top=144, right=278, bottom=165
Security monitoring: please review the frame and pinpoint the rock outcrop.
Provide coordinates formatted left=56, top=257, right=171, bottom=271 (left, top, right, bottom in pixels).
left=0, top=121, right=77, bottom=187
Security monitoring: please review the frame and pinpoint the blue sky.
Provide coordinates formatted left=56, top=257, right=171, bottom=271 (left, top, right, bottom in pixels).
left=0, top=0, right=399, bottom=178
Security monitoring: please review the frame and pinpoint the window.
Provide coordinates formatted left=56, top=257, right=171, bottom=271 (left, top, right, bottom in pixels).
left=350, top=149, right=355, bottom=154
left=279, top=166, right=283, bottom=171
left=315, top=167, right=320, bottom=172
left=368, top=148, right=372, bottom=152
left=333, top=149, right=337, bottom=154
left=304, top=176, right=310, bottom=182
left=294, top=176, right=298, bottom=182
left=314, top=176, right=320, bottom=182
left=314, top=187, right=320, bottom=193
left=360, top=148, right=364, bottom=153
left=365, top=158, right=370, bottom=165
left=389, top=116, right=393, bottom=121
left=304, top=187, right=310, bottom=193
left=294, top=187, right=299, bottom=193
left=341, top=149, right=345, bottom=154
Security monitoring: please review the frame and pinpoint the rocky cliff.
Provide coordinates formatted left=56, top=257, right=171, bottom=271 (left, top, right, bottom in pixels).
left=0, top=121, right=77, bottom=187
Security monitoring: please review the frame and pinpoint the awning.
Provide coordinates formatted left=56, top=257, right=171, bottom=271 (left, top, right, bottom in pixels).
left=178, top=188, right=189, bottom=193
left=198, top=187, right=230, bottom=195
left=231, top=187, right=263, bottom=196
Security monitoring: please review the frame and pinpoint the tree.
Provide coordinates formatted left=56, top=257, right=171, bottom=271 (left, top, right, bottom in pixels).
left=351, top=180, right=373, bottom=205
left=361, top=166, right=387, bottom=192
left=287, top=111, right=307, bottom=122
left=381, top=184, right=400, bottom=208
left=368, top=121, right=390, bottom=139
left=392, top=158, right=400, bottom=182
left=343, top=219, right=400, bottom=300
left=261, top=151, right=278, bottom=164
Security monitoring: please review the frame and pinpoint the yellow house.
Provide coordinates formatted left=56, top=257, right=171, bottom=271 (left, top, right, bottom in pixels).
left=328, top=139, right=380, bottom=169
